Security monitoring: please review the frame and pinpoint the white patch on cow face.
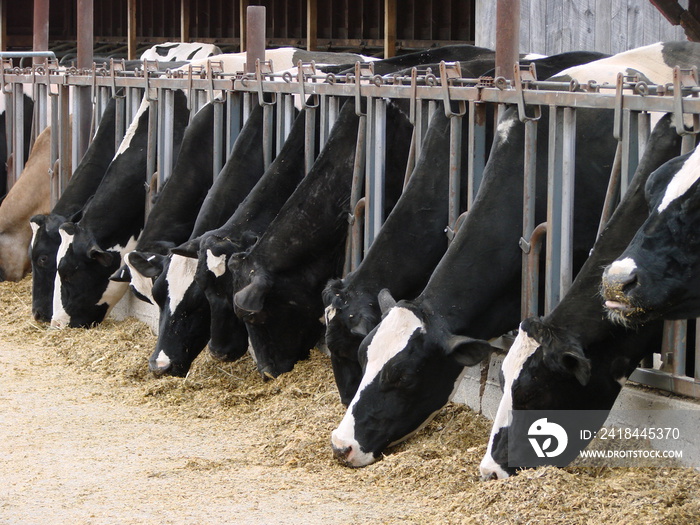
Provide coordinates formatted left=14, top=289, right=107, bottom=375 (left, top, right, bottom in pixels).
left=166, top=254, right=198, bottom=314
left=657, top=146, right=700, bottom=213
left=480, top=326, right=540, bottom=480
left=206, top=250, right=227, bottom=278
left=115, top=99, right=149, bottom=157
left=324, top=305, right=336, bottom=324
left=51, top=229, right=74, bottom=329
left=496, top=116, right=517, bottom=144
left=153, top=350, right=172, bottom=369
left=331, top=306, right=423, bottom=467
left=95, top=236, right=139, bottom=314
left=606, top=257, right=637, bottom=277
left=124, top=251, right=155, bottom=303
left=30, top=221, right=40, bottom=249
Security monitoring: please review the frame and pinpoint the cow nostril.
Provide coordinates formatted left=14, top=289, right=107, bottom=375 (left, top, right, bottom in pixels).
left=332, top=444, right=352, bottom=462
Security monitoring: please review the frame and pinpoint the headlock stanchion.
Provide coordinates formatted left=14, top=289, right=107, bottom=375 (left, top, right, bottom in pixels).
left=2, top=53, right=700, bottom=398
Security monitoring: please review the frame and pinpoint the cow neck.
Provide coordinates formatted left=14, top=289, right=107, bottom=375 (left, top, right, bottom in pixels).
left=189, top=105, right=267, bottom=238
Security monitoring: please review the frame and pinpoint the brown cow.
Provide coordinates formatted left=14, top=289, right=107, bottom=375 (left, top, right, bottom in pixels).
left=0, top=125, right=69, bottom=281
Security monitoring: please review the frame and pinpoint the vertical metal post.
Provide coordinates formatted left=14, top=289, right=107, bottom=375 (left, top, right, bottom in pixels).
left=495, top=0, right=520, bottom=81
left=49, top=89, right=59, bottom=206
left=33, top=0, right=50, bottom=66
left=304, top=107, right=316, bottom=174
left=347, top=115, right=367, bottom=274
left=213, top=100, right=224, bottom=177
left=520, top=118, right=538, bottom=318
left=545, top=106, right=563, bottom=314
left=246, top=6, right=265, bottom=74
left=75, top=0, right=94, bottom=169
left=275, top=95, right=286, bottom=156
left=10, top=82, right=23, bottom=188
left=447, top=115, right=462, bottom=229
left=620, top=109, right=639, bottom=195
left=58, top=84, right=71, bottom=195
left=559, top=107, right=576, bottom=298
left=226, top=91, right=242, bottom=158
left=159, top=88, right=175, bottom=187
left=467, top=101, right=487, bottom=206
left=364, top=98, right=386, bottom=251
left=262, top=104, right=273, bottom=169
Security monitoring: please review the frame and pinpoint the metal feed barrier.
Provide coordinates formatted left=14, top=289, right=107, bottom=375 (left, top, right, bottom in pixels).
left=2, top=54, right=700, bottom=398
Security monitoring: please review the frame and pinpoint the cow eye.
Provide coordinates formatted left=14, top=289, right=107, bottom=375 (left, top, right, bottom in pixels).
left=36, top=255, right=48, bottom=268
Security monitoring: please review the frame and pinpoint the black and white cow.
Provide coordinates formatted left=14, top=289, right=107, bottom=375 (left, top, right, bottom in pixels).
left=29, top=96, right=118, bottom=322
left=51, top=91, right=190, bottom=328
left=230, top=98, right=411, bottom=379
left=130, top=105, right=294, bottom=376
left=169, top=106, right=320, bottom=371
left=601, top=145, right=700, bottom=324
left=322, top=50, right=608, bottom=407
left=112, top=100, right=222, bottom=304
left=330, top=42, right=700, bottom=468
left=138, top=42, right=222, bottom=62
left=480, top=112, right=682, bottom=479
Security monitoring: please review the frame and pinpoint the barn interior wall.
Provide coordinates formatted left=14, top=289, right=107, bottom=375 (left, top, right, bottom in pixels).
left=476, top=0, right=687, bottom=55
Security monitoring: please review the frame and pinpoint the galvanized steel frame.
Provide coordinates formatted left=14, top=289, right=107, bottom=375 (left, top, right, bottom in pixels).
left=3, top=58, right=700, bottom=398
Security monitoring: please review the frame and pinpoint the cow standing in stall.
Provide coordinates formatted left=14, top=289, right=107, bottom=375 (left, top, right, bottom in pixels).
left=330, top=42, right=700, bottom=468
left=480, top=112, right=682, bottom=479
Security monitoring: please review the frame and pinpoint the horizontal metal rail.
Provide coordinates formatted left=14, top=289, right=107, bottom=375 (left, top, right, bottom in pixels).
left=2, top=60, right=699, bottom=400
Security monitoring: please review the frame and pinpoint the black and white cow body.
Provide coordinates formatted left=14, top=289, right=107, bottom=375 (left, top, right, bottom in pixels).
left=143, top=106, right=311, bottom=376
left=138, top=42, right=223, bottom=62
left=323, top=106, right=463, bottom=405
left=480, top=112, right=683, bottom=479
left=231, top=99, right=412, bottom=379
left=329, top=43, right=700, bottom=468
left=114, top=100, right=222, bottom=304
left=51, top=90, right=190, bottom=328
left=601, top=147, right=700, bottom=324
left=30, top=96, right=118, bottom=322
left=322, top=50, right=609, bottom=407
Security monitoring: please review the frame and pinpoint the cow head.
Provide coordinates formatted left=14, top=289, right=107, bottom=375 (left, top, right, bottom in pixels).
left=602, top=149, right=700, bottom=324
left=477, top=315, right=661, bottom=480
left=113, top=242, right=174, bottom=304
left=322, top=279, right=385, bottom=405
left=51, top=222, right=134, bottom=328
left=189, top=233, right=250, bottom=363
left=147, top=253, right=211, bottom=376
left=30, top=212, right=82, bottom=322
left=231, top=255, right=319, bottom=380
left=330, top=294, right=493, bottom=467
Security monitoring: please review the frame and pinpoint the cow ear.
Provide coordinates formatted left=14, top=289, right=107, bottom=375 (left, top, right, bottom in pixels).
left=378, top=288, right=397, bottom=314
left=126, top=251, right=166, bottom=278
left=240, top=230, right=259, bottom=248
left=234, top=269, right=273, bottom=314
left=349, top=316, right=374, bottom=337
left=550, top=350, right=591, bottom=386
left=30, top=214, right=48, bottom=228
left=88, top=245, right=114, bottom=267
left=170, top=238, right=200, bottom=258
left=60, top=222, right=77, bottom=236
left=110, top=264, right=132, bottom=282
left=444, top=335, right=495, bottom=367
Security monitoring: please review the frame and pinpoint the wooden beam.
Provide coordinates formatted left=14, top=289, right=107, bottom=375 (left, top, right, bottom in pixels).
left=307, top=0, right=317, bottom=51
left=650, top=0, right=700, bottom=41
left=240, top=0, right=249, bottom=51
left=128, top=0, right=137, bottom=59
left=181, top=0, right=190, bottom=42
left=384, top=0, right=396, bottom=58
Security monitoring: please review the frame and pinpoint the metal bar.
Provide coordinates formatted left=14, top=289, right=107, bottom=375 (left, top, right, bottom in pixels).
left=596, top=141, right=623, bottom=239
left=262, top=104, right=273, bottom=169
left=366, top=98, right=386, bottom=249
left=33, top=0, right=50, bottom=66
left=495, top=0, right=520, bottom=81
left=49, top=88, right=59, bottom=206
left=276, top=95, right=286, bottom=157
left=467, top=101, right=487, bottom=206
left=620, top=109, right=639, bottom=194
left=522, top=223, right=547, bottom=319
left=447, top=115, right=463, bottom=230
left=345, top=114, right=367, bottom=274
left=520, top=118, right=538, bottom=317
left=559, top=107, right=577, bottom=298
left=213, top=100, right=224, bottom=177
left=305, top=107, right=316, bottom=174
left=160, top=89, right=175, bottom=186
left=226, top=91, right=242, bottom=158
left=545, top=106, right=563, bottom=314
left=58, top=84, right=71, bottom=194
left=11, top=82, right=23, bottom=188
left=246, top=6, right=266, bottom=74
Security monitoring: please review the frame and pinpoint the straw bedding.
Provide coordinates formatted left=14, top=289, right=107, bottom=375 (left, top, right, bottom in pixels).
left=3, top=276, right=700, bottom=524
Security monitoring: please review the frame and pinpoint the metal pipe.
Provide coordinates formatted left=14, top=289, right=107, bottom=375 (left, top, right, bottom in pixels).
left=495, top=0, right=521, bottom=81
left=522, top=222, right=547, bottom=319
left=448, top=115, right=463, bottom=229
left=596, top=141, right=623, bottom=240
left=246, top=6, right=265, bottom=74
left=213, top=100, right=224, bottom=177
left=304, top=107, right=316, bottom=174
left=559, top=107, right=576, bottom=298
